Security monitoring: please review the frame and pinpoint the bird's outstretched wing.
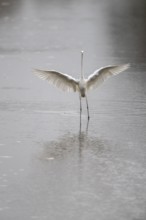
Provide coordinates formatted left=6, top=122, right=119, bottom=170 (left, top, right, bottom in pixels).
left=87, top=64, right=130, bottom=91
left=33, top=69, right=78, bottom=92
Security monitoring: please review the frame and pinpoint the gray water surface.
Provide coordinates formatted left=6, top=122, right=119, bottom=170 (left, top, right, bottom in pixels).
left=0, top=0, right=146, bottom=219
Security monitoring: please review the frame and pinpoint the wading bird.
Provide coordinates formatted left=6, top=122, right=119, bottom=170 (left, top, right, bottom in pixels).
left=34, top=51, right=130, bottom=119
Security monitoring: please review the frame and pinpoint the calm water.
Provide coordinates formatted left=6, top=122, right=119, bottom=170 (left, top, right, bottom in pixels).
left=0, top=0, right=146, bottom=219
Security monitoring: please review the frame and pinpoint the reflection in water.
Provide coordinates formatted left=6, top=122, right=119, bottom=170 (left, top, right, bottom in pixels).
left=35, top=124, right=111, bottom=219
left=39, top=121, right=109, bottom=163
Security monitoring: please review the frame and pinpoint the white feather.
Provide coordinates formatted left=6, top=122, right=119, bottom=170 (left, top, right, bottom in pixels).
left=33, top=69, right=78, bottom=92
left=87, top=63, right=130, bottom=90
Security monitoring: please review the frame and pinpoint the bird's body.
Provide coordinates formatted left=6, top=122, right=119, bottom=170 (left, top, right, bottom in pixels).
left=79, top=79, right=86, bottom=97
left=34, top=51, right=130, bottom=119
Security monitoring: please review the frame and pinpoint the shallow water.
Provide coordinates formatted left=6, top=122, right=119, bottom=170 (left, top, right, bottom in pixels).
left=0, top=0, right=146, bottom=219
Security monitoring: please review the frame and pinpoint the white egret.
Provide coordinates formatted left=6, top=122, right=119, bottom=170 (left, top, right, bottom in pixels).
left=34, top=51, right=130, bottom=119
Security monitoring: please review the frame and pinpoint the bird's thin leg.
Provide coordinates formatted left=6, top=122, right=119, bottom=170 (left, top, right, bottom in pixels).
left=86, top=117, right=90, bottom=133
left=85, top=95, right=90, bottom=120
left=79, top=113, right=82, bottom=133
left=79, top=96, right=82, bottom=132
left=80, top=96, right=82, bottom=114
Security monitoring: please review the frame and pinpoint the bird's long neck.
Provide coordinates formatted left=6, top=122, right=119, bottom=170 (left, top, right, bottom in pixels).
left=81, top=50, right=84, bottom=79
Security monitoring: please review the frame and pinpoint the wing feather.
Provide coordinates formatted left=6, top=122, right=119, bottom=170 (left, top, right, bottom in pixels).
left=87, top=63, right=130, bottom=91
left=33, top=69, right=78, bottom=92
